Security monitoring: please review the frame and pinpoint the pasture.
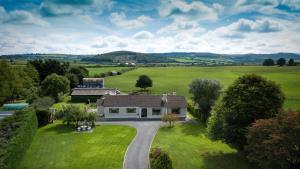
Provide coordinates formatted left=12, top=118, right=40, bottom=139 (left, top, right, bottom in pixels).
left=87, top=67, right=127, bottom=76
left=101, top=66, right=300, bottom=109
left=152, top=122, right=256, bottom=169
left=19, top=122, right=136, bottom=169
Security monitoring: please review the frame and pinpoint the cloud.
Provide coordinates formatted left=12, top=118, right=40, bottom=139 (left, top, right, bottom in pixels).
left=0, top=6, right=48, bottom=26
left=157, top=21, right=205, bottom=35
left=232, top=18, right=283, bottom=33
left=281, top=0, right=300, bottom=10
left=159, top=0, right=220, bottom=21
left=40, top=0, right=113, bottom=17
left=133, top=31, right=154, bottom=39
left=109, top=12, right=152, bottom=29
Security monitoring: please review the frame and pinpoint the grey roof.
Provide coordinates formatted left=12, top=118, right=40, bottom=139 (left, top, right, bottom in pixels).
left=100, top=95, right=187, bottom=108
left=71, top=88, right=117, bottom=96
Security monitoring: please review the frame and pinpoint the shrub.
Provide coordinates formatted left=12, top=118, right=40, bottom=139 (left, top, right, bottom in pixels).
left=246, top=110, right=300, bottom=169
left=162, top=113, right=178, bottom=127
left=207, top=74, right=285, bottom=150
left=31, top=97, right=54, bottom=127
left=0, top=108, right=38, bottom=169
left=150, top=148, right=173, bottom=169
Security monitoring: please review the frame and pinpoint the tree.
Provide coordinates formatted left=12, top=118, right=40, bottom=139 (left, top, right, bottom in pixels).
left=135, top=75, right=152, bottom=90
left=69, top=66, right=88, bottom=84
left=288, top=58, right=296, bottom=66
left=66, top=73, right=79, bottom=89
left=188, top=79, right=221, bottom=122
left=0, top=60, right=14, bottom=103
left=246, top=110, right=300, bottom=169
left=262, top=59, right=275, bottom=66
left=162, top=113, right=178, bottom=127
left=58, top=105, right=87, bottom=127
left=207, top=74, right=285, bottom=150
left=277, top=58, right=286, bottom=66
left=24, top=63, right=39, bottom=84
left=29, top=59, right=69, bottom=82
left=41, top=73, right=70, bottom=102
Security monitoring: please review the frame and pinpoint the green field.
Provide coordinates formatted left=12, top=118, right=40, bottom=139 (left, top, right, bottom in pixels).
left=19, top=122, right=136, bottom=169
left=152, top=122, right=256, bottom=169
left=102, top=66, right=300, bottom=109
left=87, top=67, right=126, bottom=76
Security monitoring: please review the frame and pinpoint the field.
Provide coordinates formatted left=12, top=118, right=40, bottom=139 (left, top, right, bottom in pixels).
left=101, top=66, right=300, bottom=110
left=19, top=122, right=136, bottom=169
left=152, top=122, right=257, bottom=169
left=87, top=67, right=127, bottom=76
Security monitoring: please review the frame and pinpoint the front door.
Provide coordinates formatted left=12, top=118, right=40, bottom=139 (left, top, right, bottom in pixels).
left=141, top=108, right=147, bottom=118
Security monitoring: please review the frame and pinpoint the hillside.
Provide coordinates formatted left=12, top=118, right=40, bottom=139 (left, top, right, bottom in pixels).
left=1, top=51, right=300, bottom=65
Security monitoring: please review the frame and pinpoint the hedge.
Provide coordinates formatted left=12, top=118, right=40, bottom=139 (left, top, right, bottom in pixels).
left=0, top=108, right=38, bottom=169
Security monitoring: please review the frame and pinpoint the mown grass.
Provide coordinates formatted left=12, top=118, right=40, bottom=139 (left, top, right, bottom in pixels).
left=19, top=121, right=136, bottom=169
left=103, top=66, right=300, bottom=109
left=152, top=122, right=257, bottom=169
left=87, top=67, right=127, bottom=76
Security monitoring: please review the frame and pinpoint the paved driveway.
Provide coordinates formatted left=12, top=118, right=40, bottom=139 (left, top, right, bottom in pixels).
left=96, top=121, right=163, bottom=169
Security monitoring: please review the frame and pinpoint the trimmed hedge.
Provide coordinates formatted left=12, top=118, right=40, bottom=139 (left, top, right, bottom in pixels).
left=0, top=108, right=38, bottom=169
left=150, top=148, right=173, bottom=169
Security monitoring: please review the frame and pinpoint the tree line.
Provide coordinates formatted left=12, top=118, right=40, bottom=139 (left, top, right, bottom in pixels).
left=263, top=58, right=298, bottom=66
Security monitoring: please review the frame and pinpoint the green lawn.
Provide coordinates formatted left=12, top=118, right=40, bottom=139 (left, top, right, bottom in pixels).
left=103, top=66, right=300, bottom=109
left=87, top=67, right=127, bottom=76
left=152, top=122, right=257, bottom=169
left=19, top=122, right=136, bottom=169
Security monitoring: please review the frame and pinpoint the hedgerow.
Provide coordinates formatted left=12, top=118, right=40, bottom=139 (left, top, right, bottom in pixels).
left=0, top=108, right=38, bottom=169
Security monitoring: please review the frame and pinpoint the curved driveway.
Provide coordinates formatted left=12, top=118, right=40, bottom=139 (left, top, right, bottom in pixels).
left=96, top=121, right=163, bottom=169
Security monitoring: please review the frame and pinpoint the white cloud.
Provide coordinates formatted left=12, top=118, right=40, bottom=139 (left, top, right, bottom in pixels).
left=0, top=6, right=48, bottom=26
left=109, top=12, right=152, bottom=29
left=231, top=18, right=283, bottom=33
left=159, top=0, right=219, bottom=21
left=157, top=21, right=205, bottom=35
left=133, top=31, right=154, bottom=39
left=281, top=0, right=300, bottom=10
left=40, top=0, right=113, bottom=17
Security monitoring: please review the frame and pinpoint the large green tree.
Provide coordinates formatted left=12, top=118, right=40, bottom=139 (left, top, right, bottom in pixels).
left=277, top=58, right=286, bottom=66
left=188, top=79, right=222, bottom=122
left=246, top=110, right=300, bottom=169
left=69, top=66, right=88, bottom=84
left=207, top=74, right=285, bottom=150
left=136, top=75, right=152, bottom=90
left=41, top=73, right=70, bottom=101
left=262, top=59, right=275, bottom=66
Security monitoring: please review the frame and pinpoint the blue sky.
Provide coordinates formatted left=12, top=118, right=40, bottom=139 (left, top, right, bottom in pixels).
left=0, top=0, right=299, bottom=54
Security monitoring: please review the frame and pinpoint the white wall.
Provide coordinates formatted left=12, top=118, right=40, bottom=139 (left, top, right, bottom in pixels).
left=101, top=106, right=187, bottom=119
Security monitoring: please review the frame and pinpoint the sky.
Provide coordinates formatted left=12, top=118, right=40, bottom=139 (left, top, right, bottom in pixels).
left=0, top=0, right=300, bottom=55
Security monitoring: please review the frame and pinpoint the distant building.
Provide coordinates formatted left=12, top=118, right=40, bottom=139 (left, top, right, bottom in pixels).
left=71, top=88, right=119, bottom=102
left=97, top=94, right=187, bottom=120
left=81, top=78, right=104, bottom=88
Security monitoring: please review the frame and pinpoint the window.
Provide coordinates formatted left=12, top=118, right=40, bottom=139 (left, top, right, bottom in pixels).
left=127, top=108, right=136, bottom=113
left=152, top=108, right=161, bottom=115
left=172, top=108, right=180, bottom=114
left=109, top=108, right=119, bottom=113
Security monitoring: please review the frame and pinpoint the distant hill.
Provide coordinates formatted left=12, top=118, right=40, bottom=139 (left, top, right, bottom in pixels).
left=1, top=51, right=300, bottom=65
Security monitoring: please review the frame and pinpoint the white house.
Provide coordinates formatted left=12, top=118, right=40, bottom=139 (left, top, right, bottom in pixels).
left=97, top=94, right=187, bottom=120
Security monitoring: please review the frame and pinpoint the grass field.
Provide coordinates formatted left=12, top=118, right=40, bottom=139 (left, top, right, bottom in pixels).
left=19, top=122, right=136, bottom=169
left=152, top=122, right=257, bottom=169
left=102, top=66, right=300, bottom=109
left=87, top=67, right=127, bottom=76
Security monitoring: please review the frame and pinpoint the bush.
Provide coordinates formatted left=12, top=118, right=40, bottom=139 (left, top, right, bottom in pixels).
left=246, top=110, right=300, bottom=169
left=31, top=97, right=54, bottom=127
left=150, top=148, right=173, bottom=169
left=207, top=74, right=285, bottom=150
left=0, top=108, right=38, bottom=169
